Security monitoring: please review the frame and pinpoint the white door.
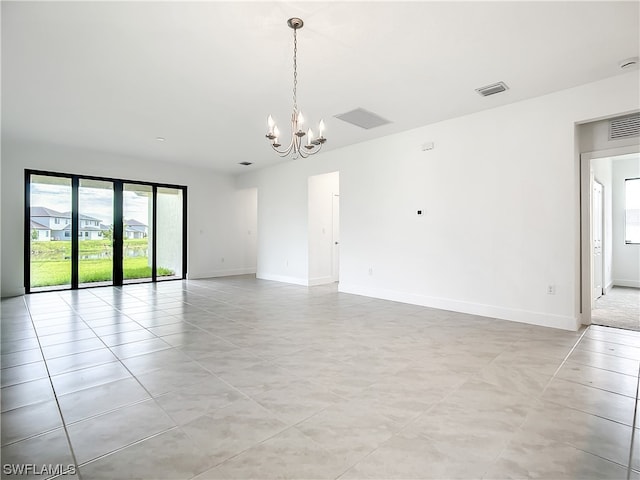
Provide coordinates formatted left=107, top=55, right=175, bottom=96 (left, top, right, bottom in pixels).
left=331, top=194, right=340, bottom=282
left=593, top=180, right=604, bottom=300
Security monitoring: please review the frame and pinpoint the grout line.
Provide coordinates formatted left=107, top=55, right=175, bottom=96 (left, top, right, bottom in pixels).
left=627, top=363, right=640, bottom=480
left=533, top=324, right=591, bottom=400
left=75, top=425, right=180, bottom=469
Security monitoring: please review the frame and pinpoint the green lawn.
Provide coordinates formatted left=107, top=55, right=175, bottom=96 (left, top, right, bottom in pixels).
left=30, top=239, right=174, bottom=287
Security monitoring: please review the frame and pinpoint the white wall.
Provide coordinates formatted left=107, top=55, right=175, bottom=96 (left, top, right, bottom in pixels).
left=613, top=156, right=640, bottom=287
left=232, top=188, right=258, bottom=278
left=237, top=71, right=639, bottom=331
left=591, top=157, right=614, bottom=290
left=247, top=161, right=310, bottom=285
left=308, top=171, right=339, bottom=285
left=1, top=139, right=256, bottom=297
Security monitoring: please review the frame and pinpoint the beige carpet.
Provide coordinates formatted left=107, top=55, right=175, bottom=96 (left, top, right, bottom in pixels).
left=592, top=286, right=640, bottom=331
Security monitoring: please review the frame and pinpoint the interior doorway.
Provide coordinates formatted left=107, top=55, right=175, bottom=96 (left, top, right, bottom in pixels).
left=581, top=150, right=640, bottom=331
left=308, top=171, right=340, bottom=286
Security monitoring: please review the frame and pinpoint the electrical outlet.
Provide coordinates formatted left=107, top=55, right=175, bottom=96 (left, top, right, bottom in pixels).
left=368, top=267, right=373, bottom=276
left=546, top=284, right=556, bottom=295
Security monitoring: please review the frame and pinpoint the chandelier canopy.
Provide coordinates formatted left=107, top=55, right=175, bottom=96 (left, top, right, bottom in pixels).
left=265, top=18, right=326, bottom=159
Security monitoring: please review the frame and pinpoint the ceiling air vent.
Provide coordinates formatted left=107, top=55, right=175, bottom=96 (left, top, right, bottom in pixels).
left=609, top=114, right=640, bottom=140
left=238, top=161, right=253, bottom=166
left=334, top=108, right=391, bottom=130
left=476, top=81, right=509, bottom=97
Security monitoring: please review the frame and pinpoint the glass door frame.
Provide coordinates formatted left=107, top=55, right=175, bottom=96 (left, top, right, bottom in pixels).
left=24, top=169, right=187, bottom=293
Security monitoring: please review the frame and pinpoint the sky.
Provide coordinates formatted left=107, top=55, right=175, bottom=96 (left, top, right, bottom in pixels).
left=31, top=183, right=150, bottom=225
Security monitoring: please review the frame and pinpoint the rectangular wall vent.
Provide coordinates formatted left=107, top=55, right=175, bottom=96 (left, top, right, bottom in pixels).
left=609, top=114, right=640, bottom=140
left=476, top=81, right=509, bottom=97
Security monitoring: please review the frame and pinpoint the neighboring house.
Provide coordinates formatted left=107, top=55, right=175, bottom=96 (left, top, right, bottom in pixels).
left=30, top=206, right=106, bottom=241
left=124, top=219, right=148, bottom=239
left=30, top=219, right=51, bottom=241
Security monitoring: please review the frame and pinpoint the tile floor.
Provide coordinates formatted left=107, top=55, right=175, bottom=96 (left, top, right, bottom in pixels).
left=1, top=275, right=639, bottom=480
left=592, top=286, right=640, bottom=332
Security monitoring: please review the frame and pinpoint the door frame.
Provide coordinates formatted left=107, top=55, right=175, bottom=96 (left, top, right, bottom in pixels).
left=25, top=169, right=188, bottom=293
left=592, top=178, right=604, bottom=302
left=331, top=193, right=340, bottom=283
left=580, top=145, right=639, bottom=324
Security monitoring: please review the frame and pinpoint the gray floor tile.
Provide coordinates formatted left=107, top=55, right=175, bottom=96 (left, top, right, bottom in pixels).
left=180, top=398, right=288, bottom=463
left=483, top=433, right=630, bottom=479
left=45, top=348, right=119, bottom=376
left=155, top=377, right=244, bottom=425
left=135, top=360, right=218, bottom=396
left=1, top=400, right=63, bottom=446
left=517, top=401, right=633, bottom=468
left=567, top=348, right=640, bottom=376
left=79, top=428, right=217, bottom=480
left=42, top=337, right=105, bottom=359
left=195, top=427, right=346, bottom=479
left=51, top=361, right=132, bottom=395
left=342, top=430, right=493, bottom=479
left=67, top=399, right=176, bottom=464
left=1, top=348, right=52, bottom=369
left=1, top=378, right=55, bottom=412
left=109, top=337, right=172, bottom=359
left=0, top=361, right=49, bottom=387
left=1, top=429, right=76, bottom=480
left=58, top=377, right=151, bottom=424
left=296, top=398, right=401, bottom=467
left=556, top=361, right=638, bottom=397
left=543, top=377, right=636, bottom=426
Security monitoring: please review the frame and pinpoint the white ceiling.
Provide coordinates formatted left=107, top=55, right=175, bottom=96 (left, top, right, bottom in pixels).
left=2, top=1, right=639, bottom=174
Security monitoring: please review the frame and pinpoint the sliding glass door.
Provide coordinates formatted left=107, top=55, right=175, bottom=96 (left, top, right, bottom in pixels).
left=79, top=179, right=114, bottom=286
left=157, top=187, right=184, bottom=281
left=26, top=170, right=187, bottom=293
left=123, top=183, right=153, bottom=284
left=28, top=174, right=72, bottom=291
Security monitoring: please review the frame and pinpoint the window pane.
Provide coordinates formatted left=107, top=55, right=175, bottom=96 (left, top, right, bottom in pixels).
left=79, top=179, right=113, bottom=286
left=30, top=174, right=72, bottom=291
left=626, top=178, right=640, bottom=244
left=157, top=187, right=183, bottom=280
left=123, top=183, right=152, bottom=283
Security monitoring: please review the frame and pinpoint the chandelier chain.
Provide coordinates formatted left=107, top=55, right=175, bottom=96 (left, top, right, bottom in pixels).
left=293, top=27, right=298, bottom=113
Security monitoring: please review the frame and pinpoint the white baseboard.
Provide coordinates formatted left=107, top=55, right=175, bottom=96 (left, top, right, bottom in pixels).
left=604, top=282, right=614, bottom=294
left=257, top=273, right=309, bottom=286
left=613, top=279, right=640, bottom=288
left=338, top=283, right=580, bottom=331
left=188, top=267, right=256, bottom=280
left=308, top=276, right=335, bottom=286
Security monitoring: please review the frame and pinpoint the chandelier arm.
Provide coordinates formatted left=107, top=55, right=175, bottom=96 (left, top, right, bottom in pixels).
left=271, top=138, right=295, bottom=156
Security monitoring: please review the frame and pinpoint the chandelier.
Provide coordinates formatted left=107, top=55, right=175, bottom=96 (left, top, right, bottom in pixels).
left=265, top=18, right=326, bottom=158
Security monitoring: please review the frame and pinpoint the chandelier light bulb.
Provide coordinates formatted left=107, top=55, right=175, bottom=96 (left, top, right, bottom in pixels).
left=307, top=128, right=313, bottom=145
left=298, top=112, right=304, bottom=125
left=319, top=119, right=325, bottom=137
left=268, top=115, right=275, bottom=129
